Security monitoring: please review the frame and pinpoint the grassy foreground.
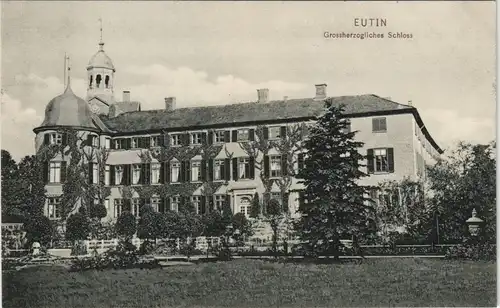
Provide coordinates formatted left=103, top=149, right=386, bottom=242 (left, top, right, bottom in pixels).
left=3, top=258, right=496, bottom=307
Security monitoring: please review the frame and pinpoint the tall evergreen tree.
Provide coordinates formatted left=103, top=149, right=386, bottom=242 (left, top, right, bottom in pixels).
left=296, top=101, right=375, bottom=259
left=250, top=192, right=261, bottom=218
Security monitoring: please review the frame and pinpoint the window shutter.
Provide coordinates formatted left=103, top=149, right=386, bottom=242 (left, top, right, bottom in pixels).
left=159, top=198, right=165, bottom=213
left=202, top=132, right=207, bottom=145
left=249, top=157, right=255, bottom=179
left=201, top=160, right=207, bottom=181
left=263, top=127, right=269, bottom=140
left=165, top=196, right=172, bottom=211
left=208, top=132, right=214, bottom=145
left=282, top=192, right=290, bottom=209
left=43, top=161, right=49, bottom=183
left=224, top=131, right=230, bottom=143
left=381, top=118, right=387, bottom=131
left=110, top=139, right=116, bottom=150
left=86, top=135, right=92, bottom=146
left=166, top=162, right=171, bottom=183
left=186, top=161, right=192, bottom=182
left=56, top=202, right=62, bottom=219
left=298, top=153, right=305, bottom=172
left=180, top=161, right=185, bottom=182
left=249, top=129, right=255, bottom=141
left=372, top=118, right=378, bottom=132
left=225, top=195, right=231, bottom=212
left=60, top=161, right=67, bottom=183
left=110, top=165, right=115, bottom=186
left=184, top=133, right=190, bottom=146
left=231, top=130, right=237, bottom=142
left=137, top=138, right=142, bottom=149
left=281, top=154, right=288, bottom=176
left=159, top=134, right=166, bottom=147
left=387, top=148, right=395, bottom=173
left=298, top=191, right=305, bottom=211
left=201, top=196, right=207, bottom=214
left=62, top=133, right=68, bottom=146
left=232, top=158, right=238, bottom=181
left=224, top=158, right=231, bottom=180
left=280, top=126, right=287, bottom=139
left=264, top=155, right=270, bottom=177
left=44, top=134, right=50, bottom=145
left=126, top=138, right=132, bottom=150
left=367, top=149, right=374, bottom=174
left=124, top=199, right=132, bottom=212
left=123, top=165, right=131, bottom=185
left=208, top=159, right=214, bottom=181
left=160, top=162, right=165, bottom=184
left=88, top=162, right=93, bottom=184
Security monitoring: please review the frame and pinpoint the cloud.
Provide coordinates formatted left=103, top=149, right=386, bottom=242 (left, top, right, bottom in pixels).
left=419, top=108, right=495, bottom=151
left=1, top=92, right=42, bottom=161
left=122, top=64, right=308, bottom=108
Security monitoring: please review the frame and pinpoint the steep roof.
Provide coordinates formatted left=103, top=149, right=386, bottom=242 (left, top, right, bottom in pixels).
left=35, top=83, right=98, bottom=131
left=99, top=94, right=443, bottom=153
left=101, top=94, right=410, bottom=132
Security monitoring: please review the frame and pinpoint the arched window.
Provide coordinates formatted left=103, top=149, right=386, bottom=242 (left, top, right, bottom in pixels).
left=239, top=197, right=251, bottom=217
left=89, top=75, right=93, bottom=88
left=96, top=74, right=102, bottom=88
left=105, top=75, right=110, bottom=88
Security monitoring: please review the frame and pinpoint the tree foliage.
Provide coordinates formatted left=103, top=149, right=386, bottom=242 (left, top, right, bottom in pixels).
left=295, top=102, right=375, bottom=259
left=137, top=205, right=163, bottom=241
left=24, top=215, right=54, bottom=246
left=65, top=212, right=90, bottom=242
left=232, top=212, right=254, bottom=241
left=115, top=212, right=137, bottom=240
left=426, top=141, right=496, bottom=243
left=250, top=192, right=261, bottom=218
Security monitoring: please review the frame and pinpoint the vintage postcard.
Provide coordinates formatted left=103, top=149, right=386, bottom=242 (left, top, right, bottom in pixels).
left=1, top=1, right=496, bottom=307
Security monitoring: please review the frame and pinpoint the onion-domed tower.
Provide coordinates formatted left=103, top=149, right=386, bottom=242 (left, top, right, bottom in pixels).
left=33, top=67, right=102, bottom=221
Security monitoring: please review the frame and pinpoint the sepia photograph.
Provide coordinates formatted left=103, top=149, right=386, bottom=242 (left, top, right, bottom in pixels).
left=1, top=1, right=496, bottom=307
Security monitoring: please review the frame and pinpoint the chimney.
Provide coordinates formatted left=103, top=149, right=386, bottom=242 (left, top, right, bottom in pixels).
left=314, top=84, right=327, bottom=100
left=408, top=100, right=413, bottom=106
left=165, top=97, right=176, bottom=111
left=123, top=91, right=130, bottom=102
left=257, top=88, right=269, bottom=103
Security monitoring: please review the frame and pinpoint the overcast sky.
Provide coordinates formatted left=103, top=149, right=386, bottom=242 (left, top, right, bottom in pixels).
left=1, top=1, right=496, bottom=161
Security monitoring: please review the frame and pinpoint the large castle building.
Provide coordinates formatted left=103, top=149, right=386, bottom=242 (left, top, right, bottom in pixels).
left=33, top=38, right=443, bottom=228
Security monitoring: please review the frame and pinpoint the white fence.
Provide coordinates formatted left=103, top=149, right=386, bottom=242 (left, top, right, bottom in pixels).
left=84, top=236, right=222, bottom=253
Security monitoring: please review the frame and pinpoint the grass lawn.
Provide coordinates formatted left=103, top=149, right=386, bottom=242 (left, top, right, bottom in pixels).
left=2, top=258, right=496, bottom=307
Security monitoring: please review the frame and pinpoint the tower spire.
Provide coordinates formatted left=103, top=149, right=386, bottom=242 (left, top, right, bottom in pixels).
left=64, top=52, right=67, bottom=89
left=66, top=55, right=71, bottom=89
left=98, top=18, right=104, bottom=51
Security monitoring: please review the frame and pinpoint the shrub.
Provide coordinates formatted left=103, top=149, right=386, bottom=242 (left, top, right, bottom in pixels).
left=445, top=243, right=496, bottom=261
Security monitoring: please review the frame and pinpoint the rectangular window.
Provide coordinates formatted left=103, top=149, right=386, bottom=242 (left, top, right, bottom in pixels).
left=271, top=192, right=282, bottom=205
left=132, top=199, right=141, bottom=218
left=238, top=158, right=250, bottom=179
left=49, top=162, right=61, bottom=183
left=131, top=137, right=139, bottom=149
left=92, top=164, right=99, bottom=184
left=115, top=166, right=123, bottom=185
left=151, top=198, right=160, bottom=212
left=214, top=159, right=224, bottom=181
left=114, top=199, right=123, bottom=217
left=50, top=133, right=62, bottom=145
left=105, top=137, right=111, bottom=149
left=372, top=117, right=387, bottom=133
left=214, top=195, right=225, bottom=210
left=171, top=134, right=181, bottom=146
left=192, top=196, right=202, bottom=214
left=237, top=129, right=249, bottom=141
left=151, top=163, right=161, bottom=184
left=269, top=127, right=282, bottom=139
left=240, top=204, right=250, bottom=217
left=191, top=133, right=203, bottom=145
left=151, top=135, right=161, bottom=147
left=270, top=155, right=282, bottom=178
left=47, top=197, right=61, bottom=219
left=114, top=139, right=122, bottom=150
left=191, top=161, right=201, bottom=182
left=214, top=131, right=225, bottom=143
left=171, top=196, right=180, bottom=212
left=105, top=165, right=110, bottom=185
left=132, top=164, right=141, bottom=185
left=374, top=149, right=389, bottom=172
left=171, top=162, right=181, bottom=183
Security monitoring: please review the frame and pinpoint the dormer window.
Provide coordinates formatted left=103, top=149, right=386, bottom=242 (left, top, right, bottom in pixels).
left=171, top=134, right=181, bottom=146
left=237, top=129, right=249, bottom=141
left=191, top=133, right=202, bottom=145
left=269, top=127, right=282, bottom=140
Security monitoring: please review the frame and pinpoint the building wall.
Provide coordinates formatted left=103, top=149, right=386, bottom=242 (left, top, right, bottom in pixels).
left=39, top=112, right=441, bottom=226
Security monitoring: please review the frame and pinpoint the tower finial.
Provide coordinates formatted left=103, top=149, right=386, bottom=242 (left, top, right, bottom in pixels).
left=98, top=18, right=104, bottom=51
left=64, top=52, right=67, bottom=89
left=66, top=55, right=71, bottom=88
